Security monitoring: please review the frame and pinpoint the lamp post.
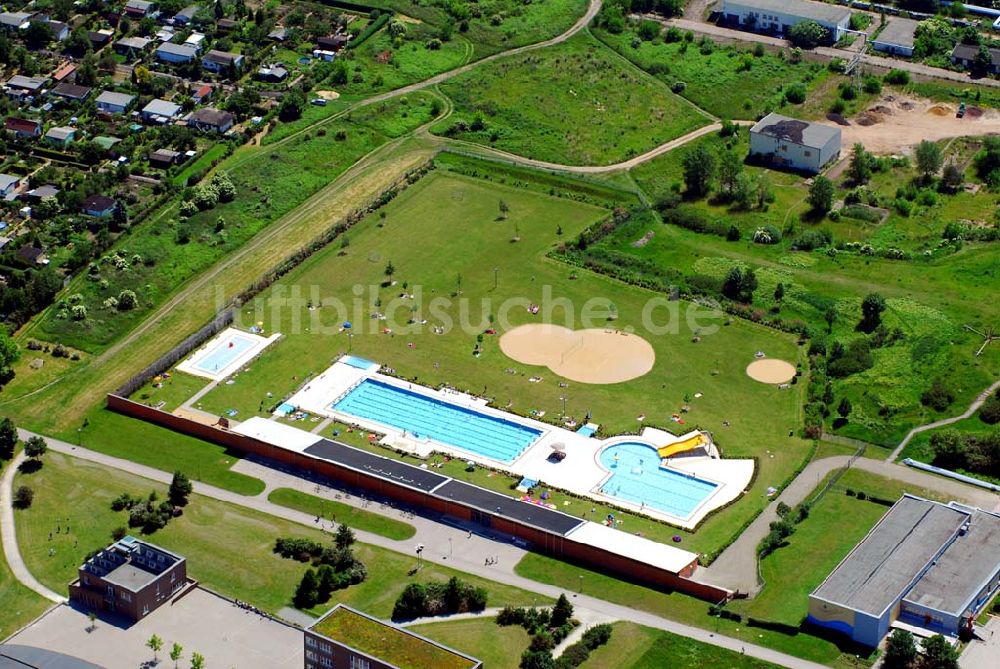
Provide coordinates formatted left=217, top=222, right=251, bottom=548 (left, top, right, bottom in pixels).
left=448, top=537, right=452, bottom=558
left=493, top=267, right=499, bottom=290
left=560, top=395, right=567, bottom=417
left=578, top=574, right=584, bottom=595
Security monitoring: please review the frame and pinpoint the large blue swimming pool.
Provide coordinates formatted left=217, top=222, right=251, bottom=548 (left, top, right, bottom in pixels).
left=193, top=335, right=256, bottom=374
left=333, top=379, right=541, bottom=463
left=599, top=442, right=718, bottom=519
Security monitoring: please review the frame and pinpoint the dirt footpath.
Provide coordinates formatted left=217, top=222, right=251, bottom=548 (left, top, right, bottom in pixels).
left=819, top=94, right=1000, bottom=155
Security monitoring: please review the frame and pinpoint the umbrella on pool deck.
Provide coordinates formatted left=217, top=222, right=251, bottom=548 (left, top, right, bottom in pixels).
left=550, top=442, right=566, bottom=452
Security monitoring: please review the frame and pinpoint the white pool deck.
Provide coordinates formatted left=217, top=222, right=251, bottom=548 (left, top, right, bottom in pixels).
left=280, top=359, right=754, bottom=529
left=176, top=327, right=282, bottom=381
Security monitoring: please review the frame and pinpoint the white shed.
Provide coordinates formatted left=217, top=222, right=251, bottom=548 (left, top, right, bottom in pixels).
left=749, top=113, right=841, bottom=173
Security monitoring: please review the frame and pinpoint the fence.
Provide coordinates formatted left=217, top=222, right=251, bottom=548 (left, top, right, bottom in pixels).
left=114, top=308, right=233, bottom=398
left=808, top=444, right=867, bottom=507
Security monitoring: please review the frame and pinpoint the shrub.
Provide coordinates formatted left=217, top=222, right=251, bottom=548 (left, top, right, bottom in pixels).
left=13, top=485, right=34, bottom=509
left=784, top=83, right=807, bottom=105
left=980, top=392, right=1000, bottom=425
left=921, top=378, right=954, bottom=411
left=885, top=69, right=910, bottom=85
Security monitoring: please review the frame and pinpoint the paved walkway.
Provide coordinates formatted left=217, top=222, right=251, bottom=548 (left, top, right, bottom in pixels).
left=12, top=430, right=826, bottom=669
left=960, top=616, right=1000, bottom=669
left=887, top=379, right=1000, bottom=462
left=700, top=456, right=1000, bottom=593
left=0, top=452, right=66, bottom=604
left=667, top=18, right=1000, bottom=89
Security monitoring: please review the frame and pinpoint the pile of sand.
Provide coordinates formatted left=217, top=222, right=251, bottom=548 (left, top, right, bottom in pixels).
left=499, top=324, right=655, bottom=384
left=928, top=105, right=951, bottom=116
left=746, top=359, right=796, bottom=384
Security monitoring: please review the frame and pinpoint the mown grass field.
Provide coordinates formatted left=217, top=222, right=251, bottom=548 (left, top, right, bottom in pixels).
left=433, top=34, right=709, bottom=165
left=734, top=469, right=950, bottom=627
left=29, top=93, right=440, bottom=353
left=410, top=617, right=531, bottom=669
left=266, top=488, right=416, bottom=540
left=13, top=453, right=541, bottom=618
left=182, top=164, right=809, bottom=558
left=1, top=457, right=51, bottom=641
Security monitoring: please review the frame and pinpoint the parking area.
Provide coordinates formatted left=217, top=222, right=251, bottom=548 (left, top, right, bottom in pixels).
left=7, top=587, right=302, bottom=669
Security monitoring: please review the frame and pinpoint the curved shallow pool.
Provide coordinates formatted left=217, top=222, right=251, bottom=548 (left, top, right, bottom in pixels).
left=598, top=442, right=718, bottom=520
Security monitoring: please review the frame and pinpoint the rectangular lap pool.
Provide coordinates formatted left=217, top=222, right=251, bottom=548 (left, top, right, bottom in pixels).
left=193, top=334, right=257, bottom=375
left=332, top=378, right=541, bottom=463
left=599, top=442, right=718, bottom=520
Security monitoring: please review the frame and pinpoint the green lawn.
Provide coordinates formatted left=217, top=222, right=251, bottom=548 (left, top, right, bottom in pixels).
left=735, top=468, right=950, bottom=627
left=130, top=370, right=210, bottom=413
left=433, top=33, right=709, bottom=165
left=267, top=488, right=416, bottom=540
left=1, top=458, right=51, bottom=641
left=31, top=92, right=440, bottom=352
left=581, top=621, right=780, bottom=669
left=12, top=453, right=542, bottom=618
left=189, top=164, right=809, bottom=558
left=172, top=142, right=229, bottom=187
left=408, top=617, right=532, bottom=669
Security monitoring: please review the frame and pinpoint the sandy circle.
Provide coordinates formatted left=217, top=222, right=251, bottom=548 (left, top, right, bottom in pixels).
left=499, top=324, right=655, bottom=385
left=746, top=359, right=796, bottom=384
left=314, top=90, right=340, bottom=101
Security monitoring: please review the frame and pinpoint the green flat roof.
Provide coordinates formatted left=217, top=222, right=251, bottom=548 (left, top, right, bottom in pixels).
left=311, top=607, right=478, bottom=669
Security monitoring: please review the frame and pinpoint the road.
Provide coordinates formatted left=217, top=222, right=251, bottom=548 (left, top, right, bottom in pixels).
left=887, top=379, right=1000, bottom=462
left=666, top=17, right=1000, bottom=89
left=10, top=430, right=827, bottom=669
left=0, top=452, right=67, bottom=604
left=700, top=455, right=1000, bottom=593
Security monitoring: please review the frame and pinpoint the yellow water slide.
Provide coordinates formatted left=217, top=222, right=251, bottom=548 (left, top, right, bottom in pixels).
left=657, top=433, right=709, bottom=459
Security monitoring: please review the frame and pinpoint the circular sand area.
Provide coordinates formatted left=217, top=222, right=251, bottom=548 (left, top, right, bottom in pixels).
left=499, top=324, right=655, bottom=384
left=746, top=359, right=796, bottom=384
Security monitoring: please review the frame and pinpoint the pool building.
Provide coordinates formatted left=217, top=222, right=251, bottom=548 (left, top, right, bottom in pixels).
left=281, top=357, right=754, bottom=529
left=808, top=495, right=1000, bottom=647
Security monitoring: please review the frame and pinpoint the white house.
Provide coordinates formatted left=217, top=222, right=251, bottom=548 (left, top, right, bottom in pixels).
left=0, top=174, right=20, bottom=199
left=156, top=42, right=198, bottom=64
left=142, top=99, right=182, bottom=123
left=749, top=113, right=841, bottom=173
left=720, top=0, right=851, bottom=44
left=871, top=18, right=918, bottom=58
left=96, top=91, right=136, bottom=114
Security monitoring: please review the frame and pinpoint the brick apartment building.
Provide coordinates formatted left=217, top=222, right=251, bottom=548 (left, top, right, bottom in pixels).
left=69, top=537, right=187, bottom=622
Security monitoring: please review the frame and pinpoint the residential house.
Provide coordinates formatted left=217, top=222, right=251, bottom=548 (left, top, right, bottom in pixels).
left=124, top=0, right=158, bottom=20
left=81, top=194, right=117, bottom=217
left=216, top=18, right=238, bottom=32
left=68, top=537, right=188, bottom=622
left=871, top=18, right=918, bottom=58
left=142, top=99, right=182, bottom=123
left=0, top=174, right=21, bottom=199
left=155, top=26, right=175, bottom=42
left=316, top=35, right=350, bottom=52
left=184, top=32, right=205, bottom=51
left=51, top=63, right=76, bottom=83
left=115, top=36, right=152, bottom=57
left=0, top=11, right=33, bottom=31
left=156, top=42, right=198, bottom=64
left=92, top=136, right=122, bottom=155
left=951, top=43, right=1000, bottom=74
left=44, top=126, right=76, bottom=147
left=201, top=49, right=243, bottom=74
left=257, top=64, right=289, bottom=83
left=173, top=4, right=199, bottom=25
left=16, top=246, right=48, bottom=266
left=5, top=118, right=42, bottom=139
left=148, top=148, right=180, bottom=169
left=25, top=185, right=59, bottom=202
left=749, top=112, right=841, bottom=173
left=720, top=0, right=851, bottom=44
left=50, top=82, right=92, bottom=102
left=186, top=107, right=234, bottom=133
left=5, top=75, right=48, bottom=97
left=191, top=83, right=212, bottom=104
left=46, top=20, right=69, bottom=41
left=87, top=30, right=113, bottom=51
left=95, top=90, right=136, bottom=114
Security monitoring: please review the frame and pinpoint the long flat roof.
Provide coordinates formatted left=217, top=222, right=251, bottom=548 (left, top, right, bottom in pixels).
left=904, top=510, right=1000, bottom=617
left=723, top=0, right=850, bottom=24
left=434, top=479, right=584, bottom=535
left=873, top=18, right=919, bottom=49
left=811, top=496, right=968, bottom=617
left=565, top=521, right=697, bottom=573
left=305, top=439, right=449, bottom=493
left=750, top=112, right=840, bottom=149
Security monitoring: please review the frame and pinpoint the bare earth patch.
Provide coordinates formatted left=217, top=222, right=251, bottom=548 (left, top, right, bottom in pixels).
left=746, top=359, right=796, bottom=384
left=314, top=90, right=341, bottom=101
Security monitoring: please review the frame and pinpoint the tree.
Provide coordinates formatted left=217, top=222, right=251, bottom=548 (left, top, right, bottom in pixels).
left=498, top=199, right=509, bottom=220
left=392, top=583, right=428, bottom=621
left=147, top=634, right=163, bottom=662
left=858, top=292, right=886, bottom=333
left=519, top=650, right=555, bottom=669
left=788, top=21, right=829, bottom=48
left=0, top=417, right=16, bottom=459
left=87, top=611, right=97, bottom=631
left=837, top=397, right=852, bottom=418
left=733, top=171, right=757, bottom=210
left=807, top=176, right=834, bottom=214
left=915, top=140, right=943, bottom=180
left=13, top=485, right=34, bottom=509
left=551, top=593, right=574, bottom=627
left=316, top=564, right=336, bottom=602
left=824, top=306, right=837, bottom=333
left=294, top=569, right=319, bottom=608
left=334, top=523, right=355, bottom=550
left=774, top=282, right=785, bottom=302
left=117, top=290, right=138, bottom=311
left=383, top=261, right=395, bottom=284
left=23, top=435, right=47, bottom=460
left=883, top=629, right=918, bottom=669
left=168, top=471, right=193, bottom=506
left=24, top=22, right=54, bottom=50
left=278, top=88, right=305, bottom=121
left=940, top=161, right=963, bottom=193
left=722, top=267, right=743, bottom=301
left=921, top=378, right=954, bottom=411
left=170, top=642, right=183, bottom=669
left=920, top=634, right=959, bottom=669
left=0, top=328, right=20, bottom=379
left=848, top=143, right=874, bottom=184
left=681, top=145, right=716, bottom=198
left=973, top=44, right=993, bottom=76
left=190, top=652, right=205, bottom=669
left=717, top=148, right=743, bottom=198
left=980, top=391, right=1000, bottom=425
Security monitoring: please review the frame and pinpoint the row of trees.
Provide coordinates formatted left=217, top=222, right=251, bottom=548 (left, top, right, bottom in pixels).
left=680, top=144, right=772, bottom=210
left=109, top=471, right=192, bottom=533
left=884, top=629, right=959, bottom=669
left=930, top=429, right=1000, bottom=478
left=288, top=525, right=367, bottom=609
left=391, top=576, right=488, bottom=621
left=144, top=633, right=204, bottom=669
